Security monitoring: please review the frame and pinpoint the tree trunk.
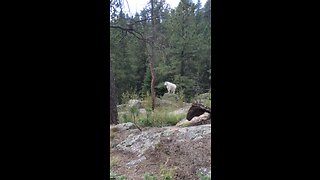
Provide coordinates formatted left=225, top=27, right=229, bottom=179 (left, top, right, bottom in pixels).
left=180, top=50, right=185, bottom=76
left=110, top=62, right=118, bottom=124
left=150, top=0, right=156, bottom=111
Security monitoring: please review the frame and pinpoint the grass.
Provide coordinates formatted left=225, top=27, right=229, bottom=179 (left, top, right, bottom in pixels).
left=110, top=169, right=127, bottom=180
left=117, top=90, right=211, bottom=128
left=138, top=111, right=185, bottom=127
left=110, top=126, right=120, bottom=140
left=160, top=165, right=176, bottom=180
left=110, top=156, right=120, bottom=169
left=143, top=173, right=157, bottom=180
left=198, top=174, right=211, bottom=180
left=119, top=99, right=186, bottom=128
left=110, top=132, right=116, bottom=140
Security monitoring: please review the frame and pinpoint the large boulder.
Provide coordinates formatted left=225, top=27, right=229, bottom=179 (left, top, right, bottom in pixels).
left=115, top=124, right=211, bottom=157
left=162, top=93, right=179, bottom=102
left=111, top=124, right=211, bottom=179
left=110, top=122, right=136, bottom=131
left=117, top=104, right=127, bottom=112
left=155, top=98, right=175, bottom=107
left=128, top=99, right=143, bottom=109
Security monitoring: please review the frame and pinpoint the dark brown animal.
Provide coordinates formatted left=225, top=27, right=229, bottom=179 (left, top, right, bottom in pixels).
left=186, top=103, right=211, bottom=121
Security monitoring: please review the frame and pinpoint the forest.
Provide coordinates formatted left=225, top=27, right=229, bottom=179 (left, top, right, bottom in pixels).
left=110, top=0, right=211, bottom=106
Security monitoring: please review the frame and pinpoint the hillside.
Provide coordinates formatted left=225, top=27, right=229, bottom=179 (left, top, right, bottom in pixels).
left=110, top=123, right=211, bottom=180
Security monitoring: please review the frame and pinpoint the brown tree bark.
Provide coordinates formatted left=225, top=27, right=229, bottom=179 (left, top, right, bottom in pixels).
left=150, top=0, right=156, bottom=111
left=110, top=62, right=118, bottom=125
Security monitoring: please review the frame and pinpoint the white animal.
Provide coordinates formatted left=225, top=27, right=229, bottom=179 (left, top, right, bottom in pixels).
left=164, top=81, right=177, bottom=94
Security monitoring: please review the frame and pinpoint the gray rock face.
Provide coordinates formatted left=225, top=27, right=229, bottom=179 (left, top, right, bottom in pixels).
left=111, top=122, right=136, bottom=131
left=126, top=156, right=147, bottom=167
left=168, top=106, right=190, bottom=115
left=163, top=93, right=179, bottom=102
left=139, top=108, right=146, bottom=114
left=197, top=167, right=211, bottom=177
left=155, top=98, right=174, bottom=107
left=175, top=118, right=189, bottom=126
left=116, top=124, right=211, bottom=157
left=117, top=104, right=127, bottom=112
left=116, top=129, right=162, bottom=157
left=128, top=99, right=143, bottom=109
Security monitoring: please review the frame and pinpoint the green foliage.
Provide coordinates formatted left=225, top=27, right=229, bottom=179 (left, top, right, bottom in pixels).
left=111, top=0, right=211, bottom=109
left=110, top=157, right=119, bottom=169
left=141, top=91, right=153, bottom=110
left=118, top=176, right=127, bottom=180
left=110, top=170, right=127, bottom=180
left=174, top=75, right=196, bottom=101
left=139, top=108, right=153, bottom=127
left=191, top=92, right=212, bottom=108
left=119, top=113, right=131, bottom=123
left=176, top=88, right=185, bottom=106
left=143, top=173, right=157, bottom=180
left=198, top=174, right=211, bottom=180
left=160, top=165, right=176, bottom=180
left=142, top=67, right=152, bottom=94
left=121, top=89, right=139, bottom=105
left=129, top=106, right=139, bottom=117
left=138, top=110, right=185, bottom=127
left=110, top=170, right=117, bottom=179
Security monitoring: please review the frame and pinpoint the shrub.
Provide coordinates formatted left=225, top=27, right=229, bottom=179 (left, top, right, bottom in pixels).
left=160, top=165, right=176, bottom=180
left=143, top=173, right=157, bottom=180
left=110, top=157, right=119, bottom=168
left=119, top=113, right=132, bottom=123
left=198, top=172, right=211, bottom=180
left=121, top=89, right=139, bottom=104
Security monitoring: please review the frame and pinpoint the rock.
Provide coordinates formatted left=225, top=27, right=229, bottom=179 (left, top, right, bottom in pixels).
left=175, top=118, right=189, bottom=126
left=116, top=125, right=211, bottom=157
left=166, top=124, right=211, bottom=141
left=162, top=93, right=179, bottom=102
left=118, top=111, right=128, bottom=116
left=139, top=108, right=146, bottom=114
left=111, top=122, right=136, bottom=131
left=155, top=98, right=175, bottom=107
left=128, top=99, right=143, bottom=109
left=117, top=104, right=127, bottom=112
left=110, top=124, right=211, bottom=180
left=177, top=112, right=211, bottom=127
left=197, top=167, right=211, bottom=177
left=116, top=129, right=162, bottom=157
left=169, top=106, right=190, bottom=115
left=126, top=156, right=147, bottom=167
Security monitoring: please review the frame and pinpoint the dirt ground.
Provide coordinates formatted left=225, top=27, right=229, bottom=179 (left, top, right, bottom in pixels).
left=110, top=127, right=211, bottom=180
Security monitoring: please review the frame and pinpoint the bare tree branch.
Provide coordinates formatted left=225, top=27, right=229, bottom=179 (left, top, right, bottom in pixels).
left=110, top=25, right=133, bottom=31
left=118, top=31, right=128, bottom=43
left=110, top=25, right=153, bottom=45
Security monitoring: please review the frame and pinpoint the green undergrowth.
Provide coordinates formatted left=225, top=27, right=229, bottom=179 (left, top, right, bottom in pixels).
left=118, top=90, right=211, bottom=127
left=119, top=108, right=186, bottom=127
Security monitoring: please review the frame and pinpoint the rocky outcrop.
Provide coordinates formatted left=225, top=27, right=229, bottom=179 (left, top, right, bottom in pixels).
left=128, top=99, right=144, bottom=109
left=110, top=122, right=136, bottom=131
left=114, top=124, right=211, bottom=162
left=162, top=93, right=179, bottom=102
left=110, top=124, right=211, bottom=180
